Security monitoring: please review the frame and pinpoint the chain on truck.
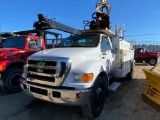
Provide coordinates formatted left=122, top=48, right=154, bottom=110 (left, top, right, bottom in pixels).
left=20, top=0, right=134, bottom=119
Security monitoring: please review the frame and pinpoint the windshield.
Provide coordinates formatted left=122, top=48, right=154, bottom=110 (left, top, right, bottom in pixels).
left=57, top=34, right=100, bottom=47
left=3, top=37, right=26, bottom=48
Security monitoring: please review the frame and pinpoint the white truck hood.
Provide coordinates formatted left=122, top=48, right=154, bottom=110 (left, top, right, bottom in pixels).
left=29, top=48, right=100, bottom=61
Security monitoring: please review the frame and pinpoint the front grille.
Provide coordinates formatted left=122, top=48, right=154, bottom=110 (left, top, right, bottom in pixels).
left=26, top=58, right=71, bottom=87
left=28, top=60, right=57, bottom=66
left=27, top=59, right=57, bottom=83
left=28, top=67, right=56, bottom=74
left=59, top=62, right=66, bottom=77
left=27, top=74, right=55, bottom=82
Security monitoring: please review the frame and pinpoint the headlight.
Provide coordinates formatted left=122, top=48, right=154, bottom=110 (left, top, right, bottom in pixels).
left=74, top=73, right=93, bottom=83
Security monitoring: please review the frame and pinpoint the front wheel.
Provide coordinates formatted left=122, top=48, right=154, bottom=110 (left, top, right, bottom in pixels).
left=81, top=78, right=106, bottom=119
left=1, top=67, right=22, bottom=94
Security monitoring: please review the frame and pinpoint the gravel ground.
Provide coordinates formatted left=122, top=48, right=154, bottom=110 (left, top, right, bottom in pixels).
left=0, top=65, right=160, bottom=120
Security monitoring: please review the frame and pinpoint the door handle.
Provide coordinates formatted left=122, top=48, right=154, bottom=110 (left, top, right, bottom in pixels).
left=101, top=54, right=106, bottom=59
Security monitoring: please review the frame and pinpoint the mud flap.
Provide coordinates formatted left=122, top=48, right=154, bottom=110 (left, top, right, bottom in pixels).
left=142, top=69, right=160, bottom=112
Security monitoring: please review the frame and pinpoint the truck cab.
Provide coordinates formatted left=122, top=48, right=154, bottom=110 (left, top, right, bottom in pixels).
left=134, top=47, right=159, bottom=66
left=0, top=29, right=62, bottom=93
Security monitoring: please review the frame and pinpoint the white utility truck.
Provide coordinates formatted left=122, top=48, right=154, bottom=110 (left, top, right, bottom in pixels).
left=20, top=0, right=134, bottom=119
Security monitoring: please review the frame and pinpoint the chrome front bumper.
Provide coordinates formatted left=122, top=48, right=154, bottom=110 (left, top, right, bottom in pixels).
left=20, top=78, right=91, bottom=106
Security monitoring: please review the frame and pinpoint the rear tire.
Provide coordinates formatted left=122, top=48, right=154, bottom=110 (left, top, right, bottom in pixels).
left=148, top=58, right=157, bottom=66
left=81, top=78, right=106, bottom=119
left=1, top=67, right=22, bottom=94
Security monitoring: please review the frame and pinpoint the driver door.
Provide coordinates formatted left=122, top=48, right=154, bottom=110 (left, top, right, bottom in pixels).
left=100, top=36, right=114, bottom=74
left=136, top=48, right=148, bottom=58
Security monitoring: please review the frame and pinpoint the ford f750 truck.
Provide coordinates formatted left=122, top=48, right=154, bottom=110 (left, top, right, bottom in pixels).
left=20, top=28, right=134, bottom=119
left=20, top=0, right=134, bottom=118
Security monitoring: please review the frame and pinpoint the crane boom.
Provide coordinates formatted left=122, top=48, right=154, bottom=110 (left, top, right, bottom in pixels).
left=47, top=19, right=80, bottom=34
left=33, top=14, right=80, bottom=34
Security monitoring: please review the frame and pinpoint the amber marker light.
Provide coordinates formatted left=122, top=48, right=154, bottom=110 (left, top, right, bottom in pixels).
left=82, top=73, right=93, bottom=83
left=0, top=66, right=2, bottom=71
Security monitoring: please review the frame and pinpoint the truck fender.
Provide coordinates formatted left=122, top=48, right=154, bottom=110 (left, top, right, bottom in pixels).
left=62, top=60, right=108, bottom=89
left=4, top=61, right=25, bottom=72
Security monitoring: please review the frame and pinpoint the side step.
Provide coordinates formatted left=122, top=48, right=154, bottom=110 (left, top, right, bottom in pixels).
left=109, top=82, right=121, bottom=91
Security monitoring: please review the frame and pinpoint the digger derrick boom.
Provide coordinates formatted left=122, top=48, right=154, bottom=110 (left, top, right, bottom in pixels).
left=47, top=19, right=80, bottom=34
left=33, top=14, right=80, bottom=34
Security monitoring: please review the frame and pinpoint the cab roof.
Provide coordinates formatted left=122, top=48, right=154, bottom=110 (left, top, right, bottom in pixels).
left=13, top=29, right=61, bottom=37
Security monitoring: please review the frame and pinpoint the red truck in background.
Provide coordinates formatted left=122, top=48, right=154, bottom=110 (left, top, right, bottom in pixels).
left=0, top=29, right=61, bottom=93
left=134, top=47, right=159, bottom=66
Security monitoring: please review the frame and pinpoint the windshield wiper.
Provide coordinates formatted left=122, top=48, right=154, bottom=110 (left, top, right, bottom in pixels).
left=69, top=45, right=86, bottom=47
left=56, top=45, right=88, bottom=48
left=55, top=46, right=68, bottom=48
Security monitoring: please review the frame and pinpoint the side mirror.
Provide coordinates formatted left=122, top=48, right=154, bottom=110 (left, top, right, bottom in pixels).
left=37, top=38, right=42, bottom=50
left=111, top=36, right=119, bottom=50
left=111, top=49, right=117, bottom=54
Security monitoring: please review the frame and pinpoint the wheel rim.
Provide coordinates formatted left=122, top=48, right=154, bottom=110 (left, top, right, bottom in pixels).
left=150, top=59, right=156, bottom=65
left=94, top=86, right=105, bottom=111
left=10, top=74, right=21, bottom=88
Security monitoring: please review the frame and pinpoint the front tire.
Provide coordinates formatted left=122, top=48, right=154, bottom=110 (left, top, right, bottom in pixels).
left=1, top=67, right=22, bottom=94
left=81, top=78, right=106, bottom=119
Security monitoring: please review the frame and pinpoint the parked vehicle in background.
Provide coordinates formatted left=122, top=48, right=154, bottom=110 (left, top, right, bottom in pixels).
left=134, top=47, right=159, bottom=66
left=0, top=29, right=62, bottom=93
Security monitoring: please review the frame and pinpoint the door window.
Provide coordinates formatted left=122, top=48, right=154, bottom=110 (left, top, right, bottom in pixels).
left=28, top=39, right=38, bottom=51
left=139, top=48, right=145, bottom=53
left=101, top=37, right=111, bottom=52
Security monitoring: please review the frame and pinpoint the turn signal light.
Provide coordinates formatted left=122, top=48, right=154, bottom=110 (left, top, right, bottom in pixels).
left=0, top=66, right=2, bottom=71
left=82, top=73, right=93, bottom=83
